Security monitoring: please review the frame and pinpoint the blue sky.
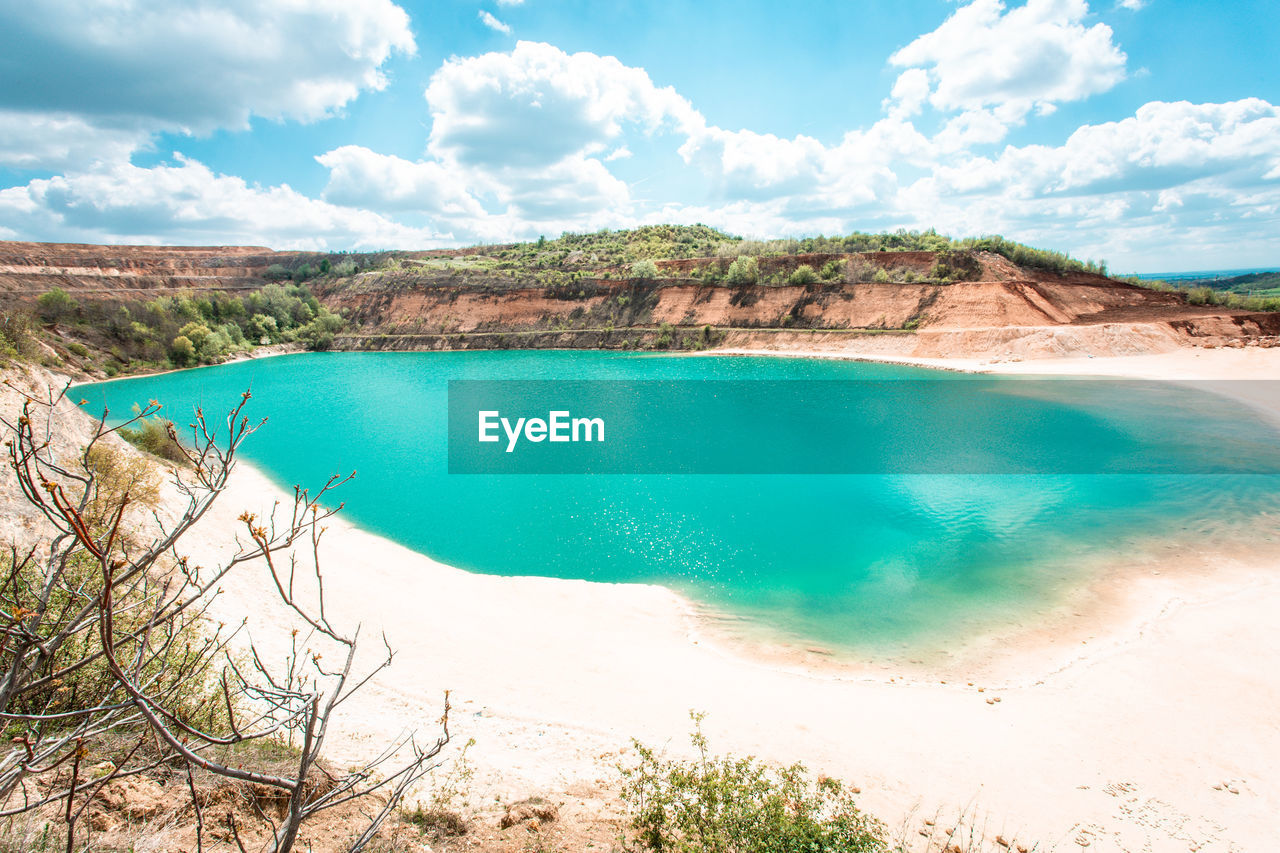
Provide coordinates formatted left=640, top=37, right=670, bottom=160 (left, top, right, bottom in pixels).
left=0, top=0, right=1277, bottom=271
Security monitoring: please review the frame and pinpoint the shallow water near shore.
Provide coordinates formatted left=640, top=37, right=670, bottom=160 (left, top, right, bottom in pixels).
left=75, top=351, right=1280, bottom=662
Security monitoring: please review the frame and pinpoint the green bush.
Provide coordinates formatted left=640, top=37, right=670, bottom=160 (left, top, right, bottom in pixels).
left=787, top=265, right=819, bottom=285
left=169, top=334, right=196, bottom=366
left=654, top=322, right=675, bottom=349
left=726, top=256, right=759, bottom=285
left=178, top=321, right=212, bottom=350
left=36, top=288, right=77, bottom=322
left=620, top=715, right=886, bottom=853
left=0, top=313, right=37, bottom=363
left=819, top=260, right=844, bottom=281
left=118, top=416, right=188, bottom=464
left=630, top=259, right=661, bottom=281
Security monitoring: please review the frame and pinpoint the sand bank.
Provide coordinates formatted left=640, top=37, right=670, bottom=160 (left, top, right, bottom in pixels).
left=176, top=346, right=1280, bottom=852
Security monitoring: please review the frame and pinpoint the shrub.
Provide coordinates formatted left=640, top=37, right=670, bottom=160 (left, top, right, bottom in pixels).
left=178, top=321, right=212, bottom=350
left=654, top=322, right=675, bottom=349
left=36, top=287, right=77, bottom=322
left=630, top=259, right=661, bottom=281
left=844, top=257, right=878, bottom=282
left=620, top=714, right=887, bottom=853
left=726, top=256, right=759, bottom=285
left=819, top=260, right=844, bottom=281
left=169, top=334, right=196, bottom=366
left=0, top=313, right=37, bottom=362
left=872, top=268, right=891, bottom=283
left=263, top=263, right=291, bottom=281
left=119, top=415, right=188, bottom=464
left=787, top=264, right=819, bottom=285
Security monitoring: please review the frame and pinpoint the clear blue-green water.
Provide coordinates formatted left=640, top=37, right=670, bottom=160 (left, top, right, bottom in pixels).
left=74, top=351, right=1280, bottom=662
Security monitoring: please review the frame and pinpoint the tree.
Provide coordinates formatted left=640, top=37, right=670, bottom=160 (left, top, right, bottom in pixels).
left=169, top=334, right=196, bottom=366
left=629, top=259, right=660, bottom=281
left=725, top=256, right=759, bottom=285
left=36, top=288, right=77, bottom=323
left=178, top=321, right=212, bottom=350
left=0, top=384, right=447, bottom=851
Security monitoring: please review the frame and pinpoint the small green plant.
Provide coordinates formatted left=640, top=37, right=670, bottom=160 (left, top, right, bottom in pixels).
left=654, top=322, right=675, bottom=349
left=787, top=264, right=819, bottom=285
left=819, top=260, right=844, bottom=281
left=118, top=413, right=188, bottom=464
left=620, top=713, right=887, bottom=853
left=872, top=268, right=891, bottom=283
left=404, top=737, right=476, bottom=840
left=630, top=259, right=661, bottom=280
left=0, top=313, right=37, bottom=363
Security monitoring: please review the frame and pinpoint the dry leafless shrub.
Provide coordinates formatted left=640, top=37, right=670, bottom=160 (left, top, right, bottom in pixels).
left=0, top=381, right=448, bottom=852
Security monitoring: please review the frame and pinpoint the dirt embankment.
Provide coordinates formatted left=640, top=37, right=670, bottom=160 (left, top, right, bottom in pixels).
left=6, top=240, right=1278, bottom=361
left=0, top=241, right=307, bottom=300
left=315, top=250, right=1279, bottom=359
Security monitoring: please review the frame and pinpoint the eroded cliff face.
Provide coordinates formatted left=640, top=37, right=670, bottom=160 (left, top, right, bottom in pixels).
left=0, top=242, right=300, bottom=299
left=5, top=241, right=1277, bottom=363
left=311, top=250, right=1264, bottom=339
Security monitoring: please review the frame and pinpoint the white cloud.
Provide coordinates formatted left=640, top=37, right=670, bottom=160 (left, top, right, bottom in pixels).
left=496, top=0, right=525, bottom=5
left=884, top=68, right=931, bottom=118
left=0, top=155, right=444, bottom=250
left=424, top=41, right=699, bottom=169
left=0, top=0, right=415, bottom=168
left=478, top=11, right=511, bottom=34
left=890, top=0, right=1126, bottom=119
left=0, top=111, right=146, bottom=170
left=316, top=146, right=486, bottom=218
left=1118, top=0, right=1147, bottom=9
left=4, top=14, right=1276, bottom=271
left=932, top=99, right=1280, bottom=198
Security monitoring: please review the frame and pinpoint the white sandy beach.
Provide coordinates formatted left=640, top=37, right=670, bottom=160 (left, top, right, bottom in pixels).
left=173, top=346, right=1280, bottom=852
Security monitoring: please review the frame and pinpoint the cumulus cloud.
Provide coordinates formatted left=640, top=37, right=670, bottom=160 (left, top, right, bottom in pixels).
left=890, top=0, right=1126, bottom=119
left=931, top=99, right=1280, bottom=197
left=310, top=41, right=703, bottom=238
left=4, top=7, right=1276, bottom=270
left=478, top=11, right=511, bottom=34
left=424, top=41, right=699, bottom=169
left=0, top=111, right=146, bottom=170
left=316, top=146, right=486, bottom=217
left=0, top=0, right=415, bottom=168
left=0, top=155, right=444, bottom=250
left=884, top=68, right=931, bottom=118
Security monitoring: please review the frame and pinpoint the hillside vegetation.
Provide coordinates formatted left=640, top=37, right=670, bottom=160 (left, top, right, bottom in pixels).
left=2, top=282, right=343, bottom=376
left=6, top=225, right=1276, bottom=376
left=1126, top=270, right=1280, bottom=313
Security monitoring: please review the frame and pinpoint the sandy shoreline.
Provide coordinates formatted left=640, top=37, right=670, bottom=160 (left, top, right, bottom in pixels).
left=173, top=345, right=1280, bottom=851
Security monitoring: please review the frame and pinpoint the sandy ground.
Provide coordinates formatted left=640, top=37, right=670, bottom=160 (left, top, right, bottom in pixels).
left=170, top=346, right=1280, bottom=852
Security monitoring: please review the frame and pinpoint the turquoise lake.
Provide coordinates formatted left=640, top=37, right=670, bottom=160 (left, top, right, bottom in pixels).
left=75, top=351, right=1280, bottom=662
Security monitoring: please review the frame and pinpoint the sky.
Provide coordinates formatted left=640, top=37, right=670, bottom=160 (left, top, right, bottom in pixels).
left=0, top=0, right=1277, bottom=272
